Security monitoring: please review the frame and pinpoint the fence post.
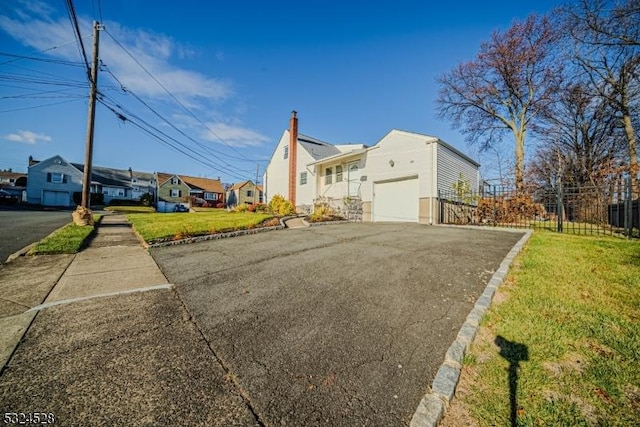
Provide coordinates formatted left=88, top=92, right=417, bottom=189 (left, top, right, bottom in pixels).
left=556, top=181, right=564, bottom=233
left=625, top=177, right=632, bottom=237
left=493, top=185, right=497, bottom=226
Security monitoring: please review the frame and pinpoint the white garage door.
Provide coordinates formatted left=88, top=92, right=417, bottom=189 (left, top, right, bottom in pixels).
left=373, top=177, right=419, bottom=222
left=43, top=190, right=70, bottom=206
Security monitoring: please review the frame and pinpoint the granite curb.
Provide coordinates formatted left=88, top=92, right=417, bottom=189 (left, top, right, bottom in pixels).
left=410, top=228, right=533, bottom=427
left=145, top=225, right=285, bottom=248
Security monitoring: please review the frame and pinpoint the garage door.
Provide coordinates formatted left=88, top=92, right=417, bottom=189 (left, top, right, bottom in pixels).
left=43, top=190, right=70, bottom=207
left=373, top=177, right=419, bottom=222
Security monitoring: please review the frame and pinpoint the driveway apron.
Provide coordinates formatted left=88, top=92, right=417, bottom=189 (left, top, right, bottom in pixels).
left=152, top=223, right=525, bottom=426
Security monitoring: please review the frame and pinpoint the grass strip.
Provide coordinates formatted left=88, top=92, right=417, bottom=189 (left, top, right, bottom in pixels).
left=104, top=206, right=156, bottom=213
left=127, top=210, right=274, bottom=242
left=457, top=231, right=640, bottom=426
left=29, top=214, right=102, bottom=255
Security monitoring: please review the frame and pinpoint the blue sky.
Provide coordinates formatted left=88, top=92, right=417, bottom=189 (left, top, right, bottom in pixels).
left=1, top=0, right=564, bottom=184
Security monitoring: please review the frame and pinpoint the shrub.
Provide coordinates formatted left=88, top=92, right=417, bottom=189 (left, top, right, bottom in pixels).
left=216, top=202, right=226, bottom=209
left=268, top=194, right=296, bottom=216
left=73, top=192, right=104, bottom=206
left=254, top=203, right=269, bottom=213
left=247, top=203, right=256, bottom=212
left=108, top=198, right=141, bottom=206
left=139, top=192, right=154, bottom=206
left=236, top=203, right=250, bottom=212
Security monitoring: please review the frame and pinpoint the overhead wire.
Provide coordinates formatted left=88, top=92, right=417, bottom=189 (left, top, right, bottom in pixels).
left=64, top=0, right=91, bottom=77
left=103, top=28, right=261, bottom=164
left=97, top=93, right=252, bottom=181
left=100, top=62, right=257, bottom=169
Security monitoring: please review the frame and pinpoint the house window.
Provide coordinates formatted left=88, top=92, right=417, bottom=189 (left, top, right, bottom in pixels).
left=325, top=167, right=332, bottom=185
left=132, top=178, right=138, bottom=183
left=284, top=145, right=289, bottom=159
left=300, top=171, right=307, bottom=185
left=336, top=165, right=343, bottom=183
left=51, top=172, right=64, bottom=184
left=133, top=187, right=140, bottom=192
left=117, top=189, right=125, bottom=197
left=171, top=177, right=179, bottom=185
left=247, top=190, right=253, bottom=198
left=204, top=193, right=217, bottom=200
left=150, top=180, right=154, bottom=185
left=170, top=189, right=182, bottom=197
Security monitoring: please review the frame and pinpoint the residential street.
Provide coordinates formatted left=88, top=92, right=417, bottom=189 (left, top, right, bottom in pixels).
left=0, top=208, right=71, bottom=262
left=151, top=223, right=525, bottom=426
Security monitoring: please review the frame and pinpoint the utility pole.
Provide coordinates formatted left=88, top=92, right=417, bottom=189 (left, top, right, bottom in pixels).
left=80, top=21, right=102, bottom=212
left=254, top=164, right=259, bottom=204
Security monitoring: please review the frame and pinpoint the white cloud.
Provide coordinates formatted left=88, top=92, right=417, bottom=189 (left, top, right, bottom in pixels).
left=0, top=1, right=232, bottom=105
left=200, top=123, right=270, bottom=148
left=5, top=130, right=52, bottom=145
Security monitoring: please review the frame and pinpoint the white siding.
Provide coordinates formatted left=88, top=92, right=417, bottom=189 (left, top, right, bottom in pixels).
left=316, top=156, right=364, bottom=200
left=263, top=130, right=318, bottom=207
left=360, top=130, right=438, bottom=203
left=264, top=131, right=291, bottom=204
left=436, top=144, right=479, bottom=195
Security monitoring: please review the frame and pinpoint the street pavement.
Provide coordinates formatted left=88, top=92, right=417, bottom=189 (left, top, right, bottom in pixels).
left=0, top=208, right=71, bottom=263
left=0, top=216, right=524, bottom=426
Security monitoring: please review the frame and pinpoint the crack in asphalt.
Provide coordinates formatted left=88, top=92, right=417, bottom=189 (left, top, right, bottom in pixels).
left=0, top=297, right=30, bottom=310
left=172, top=288, right=267, bottom=427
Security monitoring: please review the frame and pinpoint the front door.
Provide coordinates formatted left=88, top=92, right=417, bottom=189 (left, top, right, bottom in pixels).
left=348, top=162, right=360, bottom=197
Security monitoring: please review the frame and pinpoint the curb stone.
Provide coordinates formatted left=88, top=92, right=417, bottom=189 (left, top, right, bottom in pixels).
left=410, top=228, right=533, bottom=427
left=147, top=225, right=285, bottom=248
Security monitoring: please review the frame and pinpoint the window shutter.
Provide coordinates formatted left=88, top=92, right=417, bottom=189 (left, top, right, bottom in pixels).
left=62, top=174, right=67, bottom=184
left=178, top=190, right=182, bottom=197
left=47, top=173, right=51, bottom=182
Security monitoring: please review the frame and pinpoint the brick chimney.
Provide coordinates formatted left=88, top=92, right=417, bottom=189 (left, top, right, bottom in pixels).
left=288, top=111, right=298, bottom=206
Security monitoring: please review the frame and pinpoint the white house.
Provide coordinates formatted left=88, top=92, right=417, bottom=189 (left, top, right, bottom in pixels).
left=263, top=111, right=480, bottom=224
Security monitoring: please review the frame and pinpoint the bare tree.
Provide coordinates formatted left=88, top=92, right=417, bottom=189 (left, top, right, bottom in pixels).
left=436, top=15, right=562, bottom=193
left=531, top=82, right=625, bottom=188
left=565, top=0, right=640, bottom=192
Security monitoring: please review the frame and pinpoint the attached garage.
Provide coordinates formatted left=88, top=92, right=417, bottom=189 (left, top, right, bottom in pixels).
left=372, top=176, right=419, bottom=222
left=43, top=190, right=71, bottom=207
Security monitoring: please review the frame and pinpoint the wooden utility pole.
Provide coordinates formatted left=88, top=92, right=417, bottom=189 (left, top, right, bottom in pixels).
left=81, top=21, right=102, bottom=210
left=253, top=164, right=259, bottom=204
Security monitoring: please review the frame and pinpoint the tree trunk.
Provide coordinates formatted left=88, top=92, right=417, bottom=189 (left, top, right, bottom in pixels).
left=622, top=112, right=638, bottom=197
left=514, top=130, right=525, bottom=194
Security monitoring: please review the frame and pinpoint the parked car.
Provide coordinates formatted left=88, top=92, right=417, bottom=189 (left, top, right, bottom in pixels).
left=0, top=189, right=18, bottom=205
left=173, top=204, right=189, bottom=212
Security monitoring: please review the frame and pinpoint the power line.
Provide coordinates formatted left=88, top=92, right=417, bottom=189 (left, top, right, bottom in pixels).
left=64, top=0, right=91, bottom=77
left=0, top=40, right=80, bottom=67
left=97, top=94, right=254, bottom=181
left=0, top=52, right=85, bottom=67
left=100, top=62, right=258, bottom=168
left=104, top=29, right=259, bottom=164
left=0, top=98, right=83, bottom=113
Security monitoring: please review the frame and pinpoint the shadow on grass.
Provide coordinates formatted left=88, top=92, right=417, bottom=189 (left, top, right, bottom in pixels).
left=495, top=335, right=529, bottom=427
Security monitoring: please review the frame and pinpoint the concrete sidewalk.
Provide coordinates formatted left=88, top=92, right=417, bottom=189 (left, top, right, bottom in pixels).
left=0, top=215, right=258, bottom=426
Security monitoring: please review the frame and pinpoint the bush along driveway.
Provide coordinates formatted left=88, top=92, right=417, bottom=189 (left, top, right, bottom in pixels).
left=127, top=210, right=278, bottom=246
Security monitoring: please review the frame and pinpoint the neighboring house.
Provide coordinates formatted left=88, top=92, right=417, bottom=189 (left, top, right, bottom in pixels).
left=227, top=180, right=263, bottom=206
left=26, top=155, right=156, bottom=206
left=157, top=173, right=224, bottom=212
left=0, top=171, right=26, bottom=187
left=263, top=111, right=480, bottom=224
left=0, top=171, right=27, bottom=201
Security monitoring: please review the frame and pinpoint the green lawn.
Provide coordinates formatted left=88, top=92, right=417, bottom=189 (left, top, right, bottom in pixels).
left=29, top=214, right=102, bottom=255
left=104, top=206, right=156, bottom=213
left=127, top=209, right=274, bottom=242
left=455, top=231, right=640, bottom=426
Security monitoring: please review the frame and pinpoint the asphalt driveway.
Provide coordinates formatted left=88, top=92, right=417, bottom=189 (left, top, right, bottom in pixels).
left=151, top=223, right=524, bottom=426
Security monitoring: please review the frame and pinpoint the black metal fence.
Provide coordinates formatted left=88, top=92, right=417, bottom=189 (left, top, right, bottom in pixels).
left=438, top=178, right=639, bottom=238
